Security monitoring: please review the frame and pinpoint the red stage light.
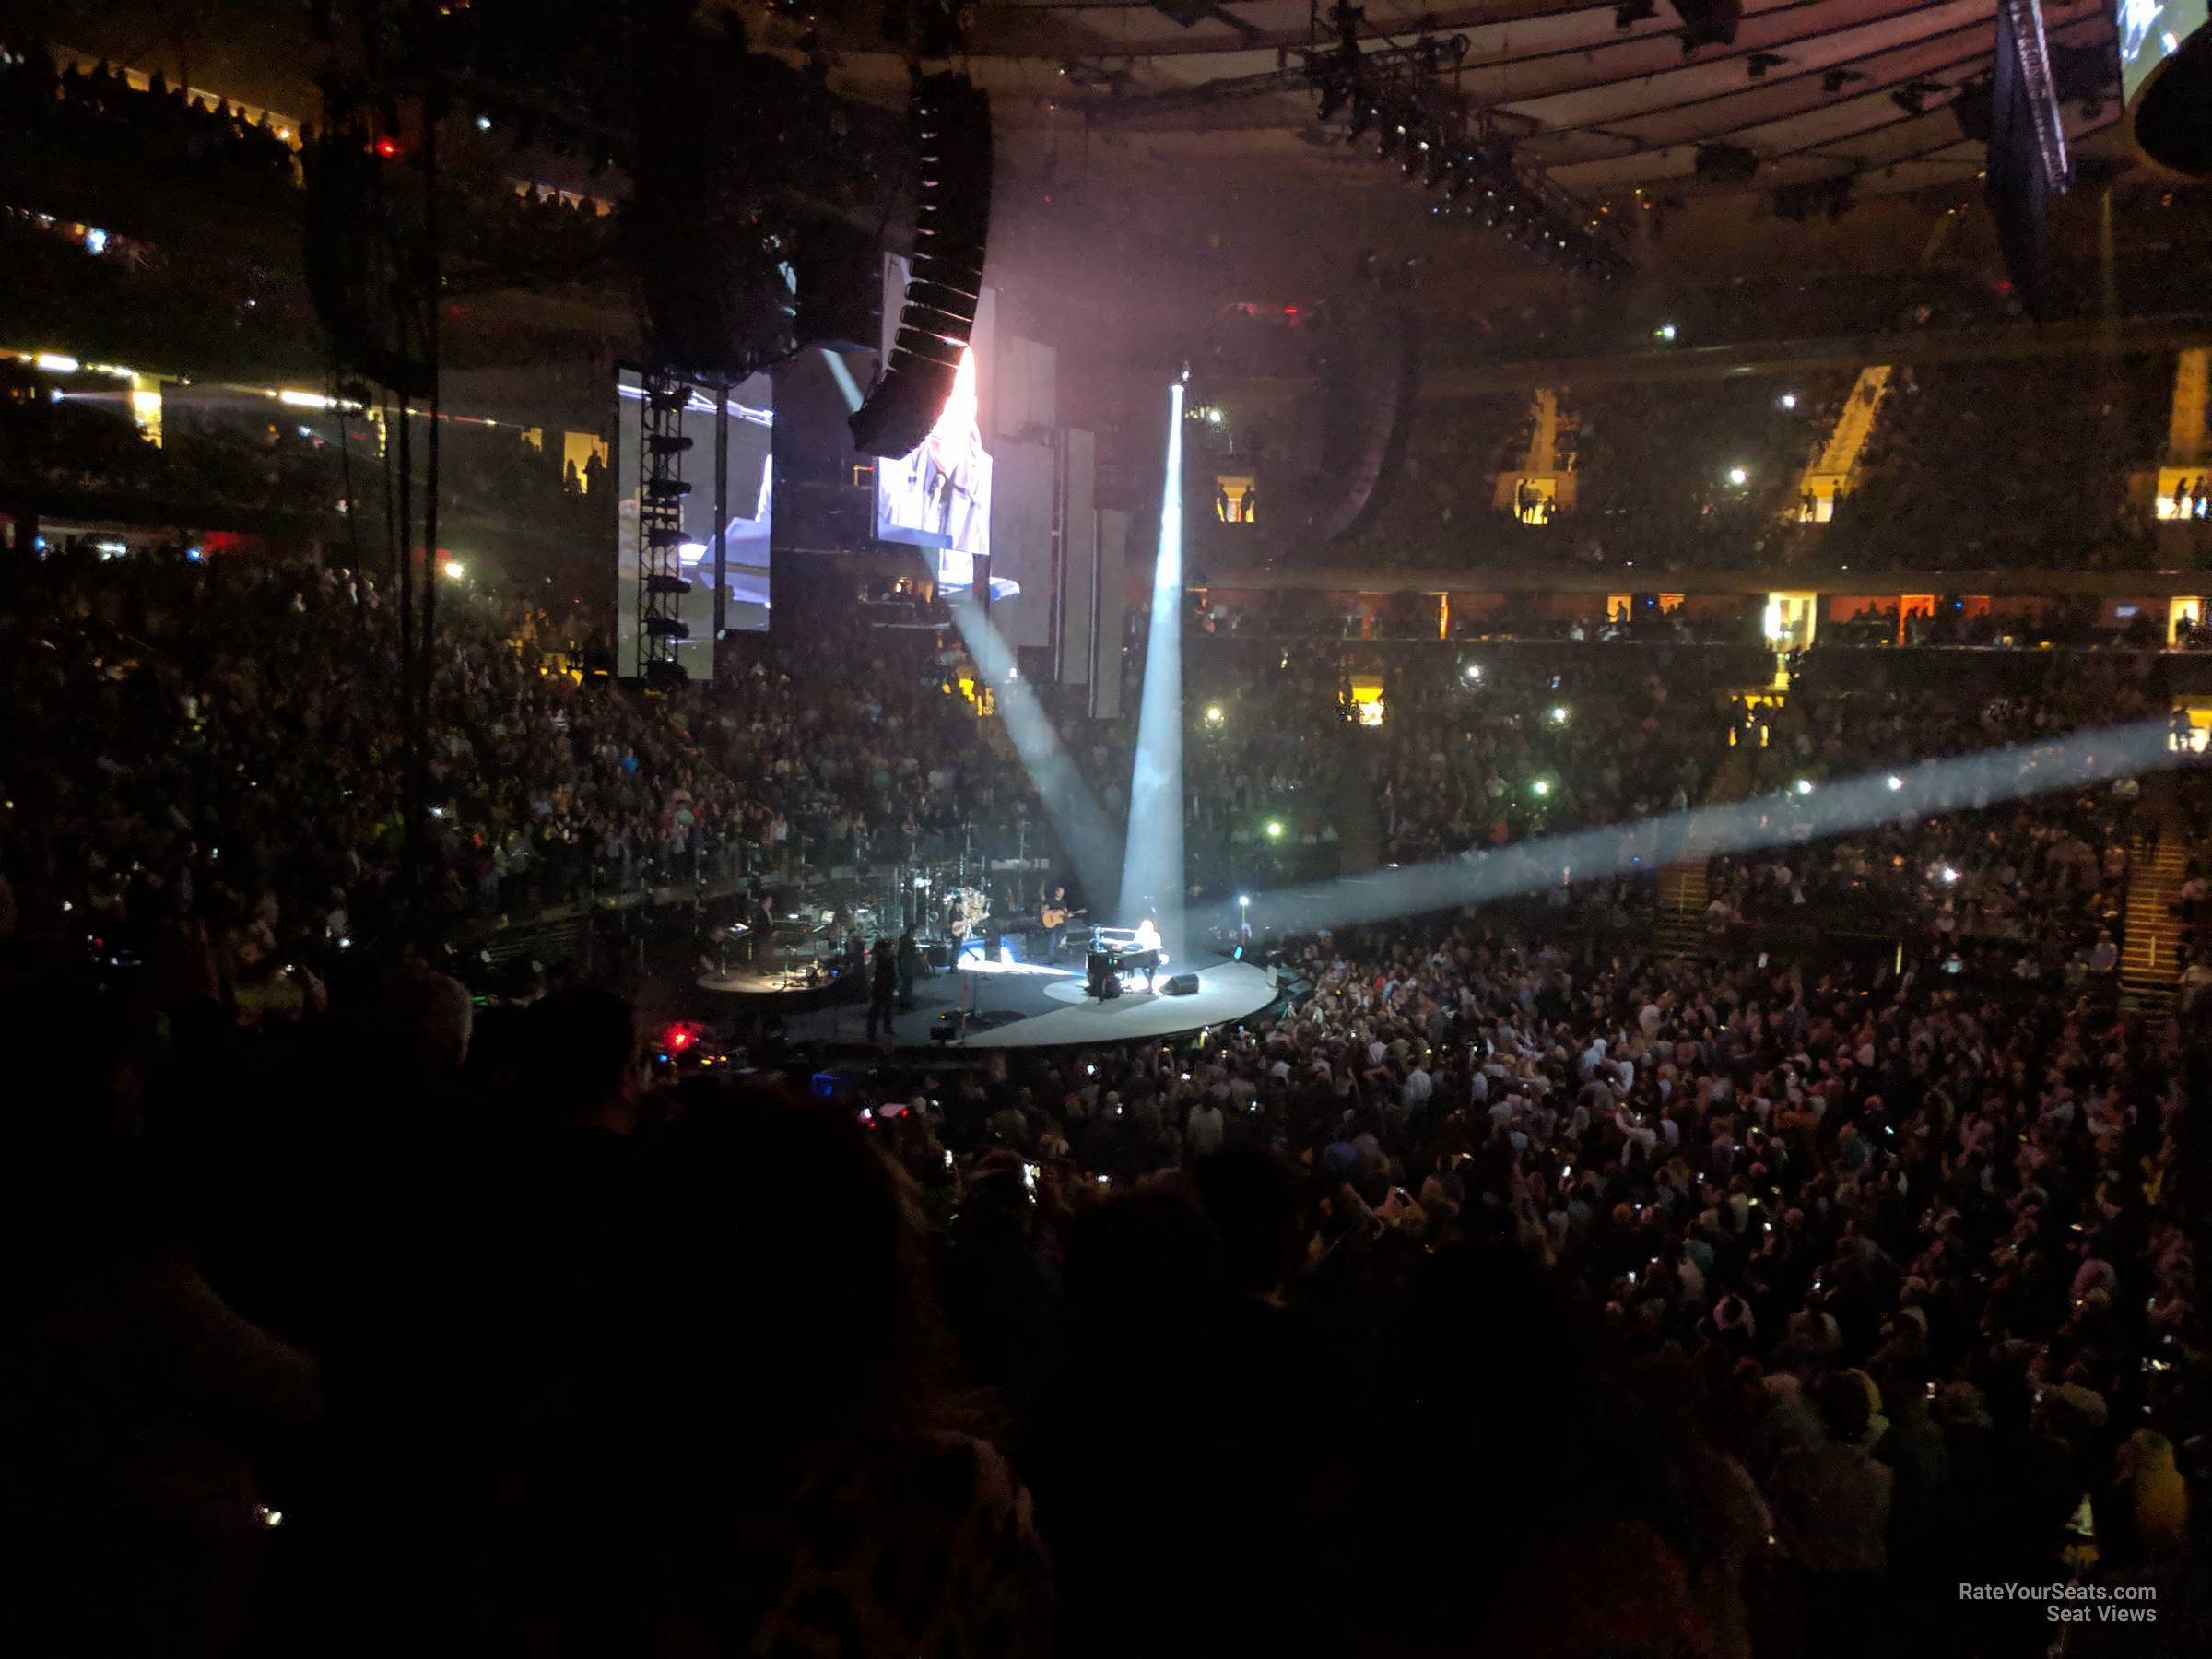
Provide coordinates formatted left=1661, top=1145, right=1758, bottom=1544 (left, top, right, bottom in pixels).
left=374, top=136, right=401, bottom=159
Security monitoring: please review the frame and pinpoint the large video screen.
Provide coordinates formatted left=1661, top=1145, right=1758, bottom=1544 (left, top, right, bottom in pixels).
left=874, top=253, right=995, bottom=592
left=2121, top=0, right=2209, bottom=103
left=614, top=370, right=773, bottom=679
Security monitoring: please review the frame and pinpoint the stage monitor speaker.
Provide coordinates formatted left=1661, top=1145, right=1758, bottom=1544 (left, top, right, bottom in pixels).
left=1162, top=973, right=1200, bottom=996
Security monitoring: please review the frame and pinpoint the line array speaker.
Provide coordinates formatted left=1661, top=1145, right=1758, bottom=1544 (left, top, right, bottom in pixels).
left=851, top=71, right=994, bottom=458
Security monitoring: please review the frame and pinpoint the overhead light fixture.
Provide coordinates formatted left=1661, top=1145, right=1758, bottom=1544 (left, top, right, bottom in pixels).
left=1892, top=79, right=1946, bottom=117
left=1673, top=0, right=1745, bottom=53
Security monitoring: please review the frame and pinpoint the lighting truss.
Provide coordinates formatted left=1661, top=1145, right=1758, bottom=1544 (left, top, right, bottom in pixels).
left=1301, top=7, right=1629, bottom=279
left=636, top=374, right=695, bottom=688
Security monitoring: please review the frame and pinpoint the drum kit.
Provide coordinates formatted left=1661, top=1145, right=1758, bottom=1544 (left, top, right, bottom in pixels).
left=698, top=857, right=1016, bottom=996
left=912, top=863, right=1000, bottom=964
left=944, top=886, right=990, bottom=938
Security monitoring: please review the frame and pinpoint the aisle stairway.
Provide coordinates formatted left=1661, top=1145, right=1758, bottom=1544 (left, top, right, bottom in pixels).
left=1795, top=365, right=1892, bottom=516
left=2168, top=347, right=2208, bottom=465
left=1525, top=388, right=1561, bottom=475
left=1330, top=734, right=1383, bottom=875
left=1652, top=858, right=1712, bottom=956
left=2121, top=834, right=2192, bottom=1012
left=1653, top=741, right=1755, bottom=956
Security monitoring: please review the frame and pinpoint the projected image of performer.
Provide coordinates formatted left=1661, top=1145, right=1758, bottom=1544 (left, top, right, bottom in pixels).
left=923, top=349, right=991, bottom=556
left=882, top=347, right=992, bottom=566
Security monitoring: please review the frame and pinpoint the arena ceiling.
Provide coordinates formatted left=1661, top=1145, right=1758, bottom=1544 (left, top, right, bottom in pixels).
left=766, top=0, right=2128, bottom=205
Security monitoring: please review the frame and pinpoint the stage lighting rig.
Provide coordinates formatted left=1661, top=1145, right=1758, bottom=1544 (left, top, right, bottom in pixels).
left=1670, top=0, right=1745, bottom=53
left=1891, top=78, right=1948, bottom=117
left=1307, top=3, right=1366, bottom=117
left=1415, top=33, right=1473, bottom=73
left=1303, top=14, right=1628, bottom=278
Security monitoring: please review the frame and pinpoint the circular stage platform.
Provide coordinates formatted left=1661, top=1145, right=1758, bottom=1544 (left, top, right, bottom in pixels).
left=960, top=959, right=1277, bottom=1048
left=696, top=965, right=848, bottom=995
left=692, top=952, right=1278, bottom=1053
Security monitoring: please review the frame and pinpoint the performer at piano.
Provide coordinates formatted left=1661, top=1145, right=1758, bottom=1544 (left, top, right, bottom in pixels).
left=1129, top=912, right=1167, bottom=992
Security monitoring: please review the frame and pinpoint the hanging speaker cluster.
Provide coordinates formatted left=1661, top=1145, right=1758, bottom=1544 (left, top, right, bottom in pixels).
left=850, top=71, right=994, bottom=459
left=1300, top=258, right=1421, bottom=547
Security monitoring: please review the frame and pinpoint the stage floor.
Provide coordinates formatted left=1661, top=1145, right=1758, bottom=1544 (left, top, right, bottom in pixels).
left=694, top=952, right=1279, bottom=1053
left=959, top=959, right=1278, bottom=1048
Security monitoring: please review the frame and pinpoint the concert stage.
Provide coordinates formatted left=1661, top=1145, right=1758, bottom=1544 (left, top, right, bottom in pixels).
left=694, top=951, right=1279, bottom=1053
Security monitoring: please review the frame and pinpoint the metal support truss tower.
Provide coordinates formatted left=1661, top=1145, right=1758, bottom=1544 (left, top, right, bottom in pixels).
left=638, top=372, right=696, bottom=688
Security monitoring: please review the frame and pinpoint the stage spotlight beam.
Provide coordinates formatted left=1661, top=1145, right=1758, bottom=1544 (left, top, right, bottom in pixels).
left=1219, top=719, right=2190, bottom=939
left=1119, top=377, right=1188, bottom=957
left=944, top=592, right=1120, bottom=909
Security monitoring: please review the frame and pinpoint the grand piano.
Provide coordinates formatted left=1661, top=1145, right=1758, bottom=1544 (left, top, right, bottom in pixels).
left=1086, top=924, right=1164, bottom=998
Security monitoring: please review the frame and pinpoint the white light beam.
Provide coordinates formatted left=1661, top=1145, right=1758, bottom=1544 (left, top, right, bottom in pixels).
left=946, top=593, right=1121, bottom=909
left=1120, top=379, right=1188, bottom=953
left=1225, top=719, right=2190, bottom=938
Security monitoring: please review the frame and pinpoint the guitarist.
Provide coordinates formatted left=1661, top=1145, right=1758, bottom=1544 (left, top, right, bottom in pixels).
left=1039, top=885, right=1085, bottom=961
